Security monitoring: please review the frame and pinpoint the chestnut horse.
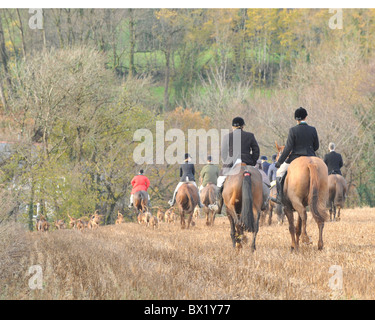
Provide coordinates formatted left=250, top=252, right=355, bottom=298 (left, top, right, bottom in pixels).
left=219, top=163, right=264, bottom=251
left=133, top=190, right=149, bottom=214
left=175, top=182, right=199, bottom=229
left=200, top=183, right=219, bottom=226
left=275, top=142, right=329, bottom=250
left=328, top=174, right=347, bottom=221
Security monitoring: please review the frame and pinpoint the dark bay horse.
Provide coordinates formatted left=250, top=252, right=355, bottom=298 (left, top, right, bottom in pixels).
left=328, top=174, right=347, bottom=221
left=281, top=156, right=329, bottom=251
left=219, top=163, right=264, bottom=251
left=133, top=190, right=149, bottom=214
left=175, top=182, right=199, bottom=229
left=200, top=183, right=219, bottom=226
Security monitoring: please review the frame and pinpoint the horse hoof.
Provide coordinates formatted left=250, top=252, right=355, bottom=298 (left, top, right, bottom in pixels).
left=235, top=243, right=242, bottom=249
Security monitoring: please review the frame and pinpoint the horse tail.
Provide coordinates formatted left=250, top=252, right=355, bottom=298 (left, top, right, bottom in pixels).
left=208, top=185, right=217, bottom=205
left=183, top=186, right=195, bottom=213
left=240, top=172, right=255, bottom=232
left=334, top=179, right=344, bottom=207
left=308, top=163, right=329, bottom=222
left=275, top=203, right=283, bottom=218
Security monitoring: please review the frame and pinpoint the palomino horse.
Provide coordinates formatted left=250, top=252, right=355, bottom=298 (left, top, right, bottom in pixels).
left=175, top=182, right=199, bottom=229
left=275, top=142, right=329, bottom=250
left=133, top=190, right=149, bottom=213
left=281, top=157, right=329, bottom=251
left=328, top=174, right=347, bottom=221
left=219, top=163, right=264, bottom=251
left=200, top=183, right=219, bottom=226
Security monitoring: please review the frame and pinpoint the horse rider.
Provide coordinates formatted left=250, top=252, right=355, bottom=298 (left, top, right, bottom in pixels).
left=219, top=116, right=260, bottom=181
left=260, top=155, right=270, bottom=175
left=199, top=155, right=220, bottom=191
left=268, top=154, right=278, bottom=184
left=273, top=107, right=320, bottom=204
left=218, top=117, right=270, bottom=208
left=128, top=169, right=151, bottom=208
left=168, top=153, right=204, bottom=207
left=324, top=142, right=344, bottom=175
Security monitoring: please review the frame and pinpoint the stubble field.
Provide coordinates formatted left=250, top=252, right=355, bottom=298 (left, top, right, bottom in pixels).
left=2, top=207, right=375, bottom=300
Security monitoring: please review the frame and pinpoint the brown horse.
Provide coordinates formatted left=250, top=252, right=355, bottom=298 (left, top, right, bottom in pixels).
left=200, top=183, right=219, bottom=226
left=328, top=174, right=347, bottom=221
left=281, top=156, right=329, bottom=251
left=133, top=190, right=149, bottom=214
left=219, top=164, right=264, bottom=251
left=175, top=182, right=199, bottom=229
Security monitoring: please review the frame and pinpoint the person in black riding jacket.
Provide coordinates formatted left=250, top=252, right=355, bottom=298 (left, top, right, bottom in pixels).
left=168, top=153, right=203, bottom=208
left=273, top=107, right=320, bottom=204
left=324, top=142, right=343, bottom=175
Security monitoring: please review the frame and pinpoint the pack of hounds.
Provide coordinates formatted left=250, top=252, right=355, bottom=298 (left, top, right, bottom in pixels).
left=34, top=206, right=202, bottom=232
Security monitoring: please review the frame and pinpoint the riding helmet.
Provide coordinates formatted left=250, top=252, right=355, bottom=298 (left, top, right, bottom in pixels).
left=294, top=107, right=308, bottom=120
left=232, top=117, right=245, bottom=127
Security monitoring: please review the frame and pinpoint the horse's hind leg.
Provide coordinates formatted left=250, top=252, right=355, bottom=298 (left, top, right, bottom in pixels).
left=296, top=215, right=302, bottom=247
left=284, top=207, right=297, bottom=251
left=333, top=204, right=337, bottom=221
left=250, top=210, right=261, bottom=252
left=268, top=206, right=273, bottom=226
left=329, top=201, right=333, bottom=221
left=180, top=212, right=186, bottom=229
left=211, top=209, right=216, bottom=226
left=187, top=213, right=193, bottom=229
left=206, top=209, right=211, bottom=226
left=227, top=213, right=236, bottom=248
left=317, top=220, right=324, bottom=250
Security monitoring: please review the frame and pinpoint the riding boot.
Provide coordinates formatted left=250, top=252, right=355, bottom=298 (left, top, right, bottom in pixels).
left=270, top=177, right=283, bottom=205
left=197, top=193, right=204, bottom=208
left=275, top=177, right=283, bottom=205
left=128, top=203, right=133, bottom=209
left=168, top=191, right=177, bottom=207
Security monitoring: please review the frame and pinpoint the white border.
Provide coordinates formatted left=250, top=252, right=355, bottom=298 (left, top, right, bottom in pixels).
left=1, top=1, right=369, bottom=9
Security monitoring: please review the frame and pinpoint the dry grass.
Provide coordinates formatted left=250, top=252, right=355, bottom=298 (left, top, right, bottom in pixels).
left=2, top=207, right=375, bottom=300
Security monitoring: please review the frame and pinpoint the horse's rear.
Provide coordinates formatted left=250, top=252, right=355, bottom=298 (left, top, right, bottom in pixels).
left=200, top=183, right=219, bottom=226
left=283, top=156, right=329, bottom=250
left=133, top=190, right=148, bottom=213
left=328, top=174, right=347, bottom=221
left=222, top=164, right=263, bottom=251
left=176, top=183, right=199, bottom=229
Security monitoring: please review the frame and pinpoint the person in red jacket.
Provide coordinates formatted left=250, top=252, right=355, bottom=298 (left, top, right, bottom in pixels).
left=128, top=169, right=151, bottom=208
